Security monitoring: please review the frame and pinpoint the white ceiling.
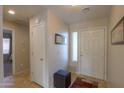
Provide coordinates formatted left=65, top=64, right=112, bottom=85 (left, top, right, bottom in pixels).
left=3, top=5, right=111, bottom=25
left=3, top=5, right=45, bottom=25
left=46, top=5, right=111, bottom=23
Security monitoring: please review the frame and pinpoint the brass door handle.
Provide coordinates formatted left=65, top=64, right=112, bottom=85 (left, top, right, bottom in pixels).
left=40, top=58, right=43, bottom=61
left=80, top=54, right=83, bottom=56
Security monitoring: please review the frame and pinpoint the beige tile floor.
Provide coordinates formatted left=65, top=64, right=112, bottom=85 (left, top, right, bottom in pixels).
left=0, top=72, right=41, bottom=88
left=0, top=72, right=107, bottom=88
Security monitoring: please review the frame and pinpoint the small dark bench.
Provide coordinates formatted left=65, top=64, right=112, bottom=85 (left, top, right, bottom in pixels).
left=54, top=69, right=71, bottom=88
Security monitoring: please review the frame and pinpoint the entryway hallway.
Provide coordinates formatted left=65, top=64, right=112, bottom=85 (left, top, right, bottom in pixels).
left=0, top=71, right=106, bottom=88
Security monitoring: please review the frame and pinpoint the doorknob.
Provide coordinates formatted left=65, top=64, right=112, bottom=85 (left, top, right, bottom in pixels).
left=80, top=54, right=83, bottom=56
left=40, top=58, right=43, bottom=61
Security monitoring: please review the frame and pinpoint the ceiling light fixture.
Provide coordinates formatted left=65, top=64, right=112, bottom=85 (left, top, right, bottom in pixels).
left=72, top=5, right=77, bottom=7
left=8, top=10, right=15, bottom=15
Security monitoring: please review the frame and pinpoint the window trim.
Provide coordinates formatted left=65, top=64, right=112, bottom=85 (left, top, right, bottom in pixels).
left=71, top=32, right=78, bottom=63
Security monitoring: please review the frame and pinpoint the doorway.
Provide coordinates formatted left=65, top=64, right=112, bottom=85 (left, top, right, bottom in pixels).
left=3, top=28, right=15, bottom=77
left=79, top=28, right=106, bottom=80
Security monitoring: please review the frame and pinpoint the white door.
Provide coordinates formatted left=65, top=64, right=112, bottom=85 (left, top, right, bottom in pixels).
left=31, top=24, right=45, bottom=86
left=80, top=29, right=105, bottom=80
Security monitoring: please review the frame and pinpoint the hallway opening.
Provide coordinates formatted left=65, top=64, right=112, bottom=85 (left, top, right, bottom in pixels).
left=3, top=29, right=13, bottom=77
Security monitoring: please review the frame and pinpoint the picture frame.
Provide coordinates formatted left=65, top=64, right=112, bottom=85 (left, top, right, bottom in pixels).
left=111, top=16, right=124, bottom=45
left=55, top=33, right=65, bottom=45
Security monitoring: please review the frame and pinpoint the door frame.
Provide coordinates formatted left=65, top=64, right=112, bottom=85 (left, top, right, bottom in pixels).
left=3, top=27, right=15, bottom=77
left=78, top=26, right=107, bottom=80
left=30, top=23, right=47, bottom=87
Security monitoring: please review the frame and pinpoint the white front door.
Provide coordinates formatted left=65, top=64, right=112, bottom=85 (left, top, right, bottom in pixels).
left=31, top=24, right=45, bottom=86
left=80, top=29, right=105, bottom=80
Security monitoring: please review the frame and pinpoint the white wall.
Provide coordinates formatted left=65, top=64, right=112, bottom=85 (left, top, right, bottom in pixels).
left=47, top=10, right=69, bottom=87
left=69, top=18, right=108, bottom=73
left=108, top=6, right=124, bottom=87
left=0, top=5, right=3, bottom=82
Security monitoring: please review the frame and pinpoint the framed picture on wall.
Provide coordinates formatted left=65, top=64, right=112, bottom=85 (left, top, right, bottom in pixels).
left=55, top=33, right=65, bottom=45
left=111, top=16, right=124, bottom=45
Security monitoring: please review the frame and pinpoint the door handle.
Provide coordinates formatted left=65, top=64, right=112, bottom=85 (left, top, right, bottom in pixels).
left=40, top=58, right=44, bottom=61
left=80, top=54, right=83, bottom=56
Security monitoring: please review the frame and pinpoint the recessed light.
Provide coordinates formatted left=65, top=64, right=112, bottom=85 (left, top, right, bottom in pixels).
left=8, top=10, right=15, bottom=15
left=72, top=5, right=77, bottom=7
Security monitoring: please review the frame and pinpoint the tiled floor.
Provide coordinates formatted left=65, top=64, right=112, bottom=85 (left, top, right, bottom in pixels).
left=0, top=71, right=107, bottom=88
left=0, top=72, right=41, bottom=88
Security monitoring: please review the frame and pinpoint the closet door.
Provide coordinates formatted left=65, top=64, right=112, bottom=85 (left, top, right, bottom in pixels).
left=80, top=29, right=105, bottom=80
left=30, top=24, right=46, bottom=87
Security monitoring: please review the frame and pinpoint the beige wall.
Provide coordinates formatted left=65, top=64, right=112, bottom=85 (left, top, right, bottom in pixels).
left=0, top=6, right=3, bottom=82
left=3, top=20, right=29, bottom=74
left=69, top=18, right=108, bottom=73
left=47, top=10, right=69, bottom=87
left=70, top=18, right=108, bottom=31
left=108, top=6, right=124, bottom=87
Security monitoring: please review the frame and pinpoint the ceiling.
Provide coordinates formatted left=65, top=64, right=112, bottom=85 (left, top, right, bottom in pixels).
left=3, top=5, right=111, bottom=25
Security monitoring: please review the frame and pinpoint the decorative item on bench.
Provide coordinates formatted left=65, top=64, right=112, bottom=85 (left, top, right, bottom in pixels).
left=55, top=33, right=65, bottom=45
left=111, top=16, right=124, bottom=45
left=69, top=77, right=98, bottom=88
left=54, top=69, right=71, bottom=88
